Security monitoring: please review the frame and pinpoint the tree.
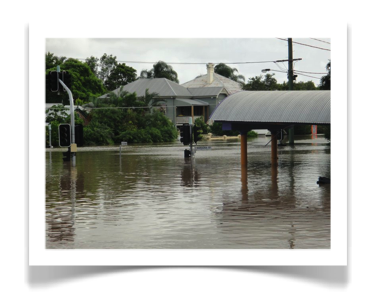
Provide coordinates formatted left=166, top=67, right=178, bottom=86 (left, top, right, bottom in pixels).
left=137, top=89, right=166, bottom=111
left=97, top=53, right=118, bottom=84
left=46, top=52, right=66, bottom=71
left=293, top=80, right=317, bottom=90
left=46, top=56, right=106, bottom=104
left=104, top=86, right=139, bottom=109
left=214, top=63, right=245, bottom=83
left=243, top=73, right=278, bottom=90
left=85, top=56, right=99, bottom=75
left=45, top=104, right=69, bottom=124
left=319, top=61, right=331, bottom=90
left=140, top=61, right=179, bottom=83
left=104, top=63, right=137, bottom=91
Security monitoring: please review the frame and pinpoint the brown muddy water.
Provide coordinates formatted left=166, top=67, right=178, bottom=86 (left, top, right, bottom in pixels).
left=46, top=135, right=330, bottom=249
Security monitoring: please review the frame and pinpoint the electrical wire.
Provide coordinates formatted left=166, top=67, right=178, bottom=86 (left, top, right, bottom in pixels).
left=295, top=72, right=321, bottom=79
left=77, top=58, right=281, bottom=65
left=294, top=70, right=327, bottom=74
left=310, top=38, right=331, bottom=45
left=276, top=38, right=331, bottom=51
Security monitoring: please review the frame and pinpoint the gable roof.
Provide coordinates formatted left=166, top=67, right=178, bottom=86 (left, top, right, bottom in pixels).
left=181, top=72, right=243, bottom=95
left=99, top=78, right=193, bottom=98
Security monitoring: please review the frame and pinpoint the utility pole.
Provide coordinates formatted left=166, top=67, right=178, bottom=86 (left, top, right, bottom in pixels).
left=288, top=38, right=295, bottom=145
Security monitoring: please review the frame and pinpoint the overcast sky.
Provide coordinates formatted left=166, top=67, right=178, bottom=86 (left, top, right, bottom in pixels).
left=46, top=38, right=330, bottom=86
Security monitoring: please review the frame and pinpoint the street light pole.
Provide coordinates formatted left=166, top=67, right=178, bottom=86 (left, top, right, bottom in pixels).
left=48, top=123, right=52, bottom=148
left=57, top=66, right=76, bottom=165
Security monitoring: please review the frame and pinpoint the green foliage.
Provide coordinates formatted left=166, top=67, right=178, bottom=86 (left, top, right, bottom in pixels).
left=140, top=61, right=179, bottom=83
left=116, top=110, right=177, bottom=144
left=60, top=58, right=106, bottom=102
left=98, top=53, right=118, bottom=83
left=243, top=73, right=319, bottom=91
left=45, top=104, right=69, bottom=124
left=83, top=122, right=115, bottom=146
left=84, top=56, right=99, bottom=75
left=46, top=120, right=60, bottom=147
left=45, top=106, right=85, bottom=146
left=46, top=52, right=66, bottom=71
left=243, top=73, right=278, bottom=90
left=79, top=94, right=177, bottom=145
left=194, top=117, right=208, bottom=134
left=104, top=63, right=137, bottom=91
left=319, top=61, right=331, bottom=90
left=214, top=63, right=245, bottom=83
left=209, top=122, right=239, bottom=136
left=294, top=81, right=317, bottom=90
left=247, top=131, right=258, bottom=138
left=46, top=55, right=106, bottom=104
left=75, top=98, right=85, bottom=106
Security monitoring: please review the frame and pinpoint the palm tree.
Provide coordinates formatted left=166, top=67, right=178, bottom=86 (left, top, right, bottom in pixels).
left=138, top=89, right=166, bottom=112
left=140, top=61, right=179, bottom=83
left=214, top=63, right=245, bottom=84
left=319, top=61, right=331, bottom=90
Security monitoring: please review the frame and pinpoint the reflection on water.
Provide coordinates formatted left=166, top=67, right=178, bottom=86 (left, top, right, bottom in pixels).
left=46, top=135, right=330, bottom=249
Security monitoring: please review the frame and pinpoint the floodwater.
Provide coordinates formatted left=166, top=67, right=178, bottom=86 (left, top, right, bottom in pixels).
left=46, top=135, right=330, bottom=249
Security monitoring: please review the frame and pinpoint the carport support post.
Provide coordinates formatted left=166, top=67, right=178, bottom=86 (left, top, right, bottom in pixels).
left=271, top=132, right=278, bottom=165
left=241, top=131, right=247, bottom=167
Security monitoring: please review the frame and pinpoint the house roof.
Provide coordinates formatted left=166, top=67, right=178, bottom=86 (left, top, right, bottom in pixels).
left=175, top=98, right=210, bottom=107
left=181, top=73, right=243, bottom=95
left=186, top=87, right=226, bottom=97
left=210, top=90, right=330, bottom=125
left=99, top=78, right=192, bottom=98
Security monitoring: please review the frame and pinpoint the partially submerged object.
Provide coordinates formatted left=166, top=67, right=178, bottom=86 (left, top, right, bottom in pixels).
left=317, top=177, right=330, bottom=184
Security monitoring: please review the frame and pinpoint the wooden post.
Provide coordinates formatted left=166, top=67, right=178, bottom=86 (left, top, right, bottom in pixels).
left=271, top=132, right=278, bottom=165
left=203, top=106, right=205, bottom=122
left=241, top=165, right=248, bottom=201
left=191, top=106, right=194, bottom=123
left=241, top=132, right=247, bottom=167
left=271, top=163, right=278, bottom=199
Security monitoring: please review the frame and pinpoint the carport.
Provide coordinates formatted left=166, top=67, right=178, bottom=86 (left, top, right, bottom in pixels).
left=209, top=90, right=330, bottom=166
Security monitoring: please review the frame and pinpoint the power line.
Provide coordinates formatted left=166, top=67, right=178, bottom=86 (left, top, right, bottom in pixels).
left=294, top=70, right=327, bottom=74
left=310, top=38, right=331, bottom=45
left=295, top=72, right=321, bottom=79
left=276, top=38, right=331, bottom=51
left=77, top=58, right=293, bottom=65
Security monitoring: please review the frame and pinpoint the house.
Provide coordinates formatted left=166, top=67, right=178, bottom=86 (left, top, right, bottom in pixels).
left=98, top=63, right=243, bottom=128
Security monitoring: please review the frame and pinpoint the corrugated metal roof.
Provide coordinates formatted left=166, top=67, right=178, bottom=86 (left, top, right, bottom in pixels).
left=182, top=73, right=242, bottom=95
left=175, top=99, right=210, bottom=106
left=187, top=87, right=224, bottom=96
left=210, top=91, right=330, bottom=125
left=99, top=78, right=192, bottom=98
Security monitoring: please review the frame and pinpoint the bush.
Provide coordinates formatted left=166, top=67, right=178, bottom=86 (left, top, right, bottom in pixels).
left=209, top=122, right=239, bottom=136
left=84, top=108, right=178, bottom=145
left=194, top=117, right=208, bottom=134
left=46, top=120, right=60, bottom=147
left=247, top=131, right=258, bottom=138
left=83, top=122, right=114, bottom=146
